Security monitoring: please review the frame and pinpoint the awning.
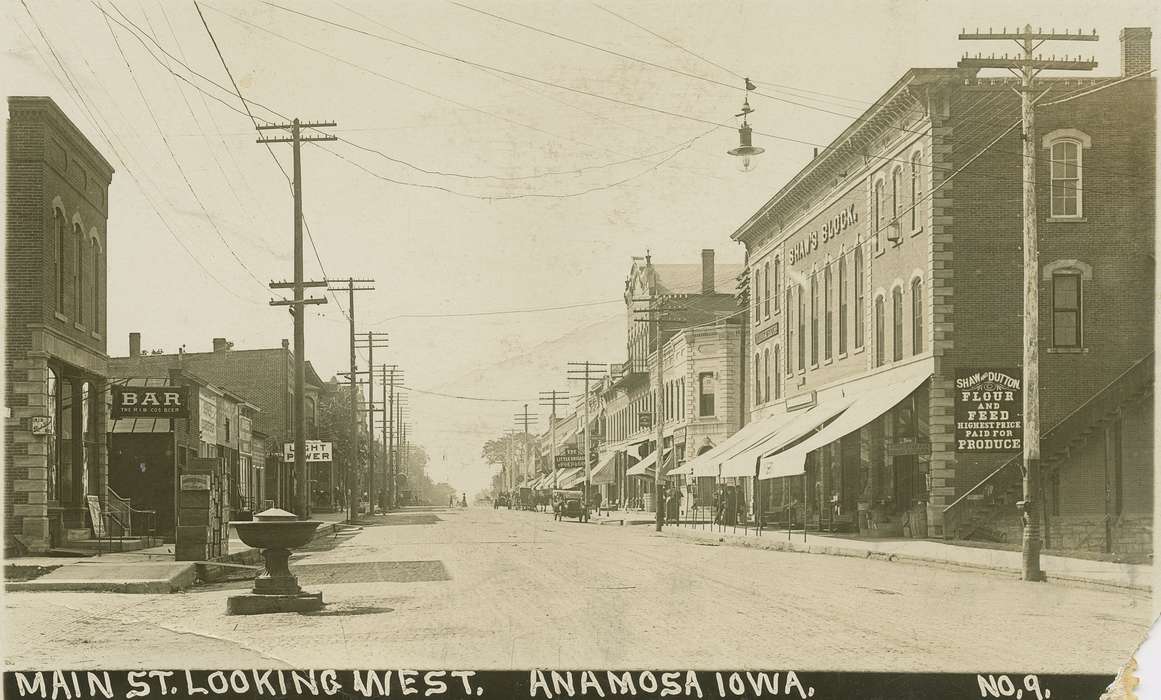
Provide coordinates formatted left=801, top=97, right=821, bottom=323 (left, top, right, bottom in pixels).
left=556, top=467, right=586, bottom=490
left=720, top=398, right=853, bottom=478
left=759, top=370, right=930, bottom=480
left=626, top=449, right=672, bottom=477
left=590, top=451, right=618, bottom=485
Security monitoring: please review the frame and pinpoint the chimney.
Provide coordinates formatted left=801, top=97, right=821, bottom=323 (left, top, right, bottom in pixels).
left=129, top=332, right=141, bottom=358
left=1120, top=27, right=1152, bottom=77
left=701, top=249, right=715, bottom=294
left=212, top=337, right=230, bottom=353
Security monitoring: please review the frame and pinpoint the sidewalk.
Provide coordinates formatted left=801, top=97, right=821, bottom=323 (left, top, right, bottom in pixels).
left=4, top=518, right=351, bottom=594
left=651, top=521, right=1152, bottom=592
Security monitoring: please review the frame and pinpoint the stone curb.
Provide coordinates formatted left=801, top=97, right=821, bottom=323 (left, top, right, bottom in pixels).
left=657, top=528, right=1151, bottom=594
left=5, top=565, right=197, bottom=594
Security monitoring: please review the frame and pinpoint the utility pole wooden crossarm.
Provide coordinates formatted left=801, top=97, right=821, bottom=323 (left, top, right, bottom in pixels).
left=958, top=24, right=1097, bottom=582
left=259, top=117, right=336, bottom=519
left=567, top=362, right=609, bottom=522
left=327, top=278, right=375, bottom=523
left=355, top=333, right=388, bottom=513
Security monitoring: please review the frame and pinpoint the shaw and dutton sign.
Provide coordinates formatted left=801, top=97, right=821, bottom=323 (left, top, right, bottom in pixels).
left=111, top=385, right=189, bottom=418
left=954, top=369, right=1023, bottom=452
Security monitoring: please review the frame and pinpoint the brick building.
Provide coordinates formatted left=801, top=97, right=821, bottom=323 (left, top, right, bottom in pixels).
left=109, top=334, right=328, bottom=511
left=599, top=250, right=745, bottom=512
left=5, top=97, right=114, bottom=555
left=720, top=28, right=1153, bottom=553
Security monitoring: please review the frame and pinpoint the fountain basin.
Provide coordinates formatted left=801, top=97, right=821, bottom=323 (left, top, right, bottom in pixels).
left=225, top=507, right=325, bottom=615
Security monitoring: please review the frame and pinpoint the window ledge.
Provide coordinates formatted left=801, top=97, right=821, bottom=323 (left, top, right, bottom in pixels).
left=1047, top=216, right=1087, bottom=223
left=837, top=352, right=848, bottom=361
left=54, top=312, right=68, bottom=323
left=874, top=248, right=886, bottom=258
left=853, top=346, right=865, bottom=355
left=90, top=331, right=102, bottom=341
left=823, top=358, right=833, bottom=366
left=73, top=322, right=87, bottom=332
left=1047, top=347, right=1090, bottom=354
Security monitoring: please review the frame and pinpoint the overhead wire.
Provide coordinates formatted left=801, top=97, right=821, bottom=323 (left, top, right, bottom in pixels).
left=17, top=0, right=263, bottom=304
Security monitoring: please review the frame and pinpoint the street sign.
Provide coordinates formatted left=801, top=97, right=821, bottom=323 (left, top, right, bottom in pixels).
left=637, top=412, right=652, bottom=429
left=30, top=416, right=52, bottom=435
left=111, top=385, right=189, bottom=418
left=282, top=440, right=333, bottom=463
left=954, top=368, right=1023, bottom=452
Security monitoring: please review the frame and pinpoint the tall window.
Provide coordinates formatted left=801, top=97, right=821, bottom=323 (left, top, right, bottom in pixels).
left=891, top=166, right=902, bottom=220
left=824, top=264, right=833, bottom=360
left=73, top=225, right=84, bottom=323
left=55, top=210, right=66, bottom=310
left=810, top=274, right=819, bottom=365
left=91, top=240, right=100, bottom=330
left=785, top=288, right=793, bottom=374
left=754, top=353, right=762, bottom=405
left=797, top=285, right=806, bottom=371
left=910, top=152, right=922, bottom=230
left=763, top=348, right=771, bottom=403
left=838, top=255, right=848, bottom=354
left=698, top=373, right=716, bottom=416
left=875, top=296, right=885, bottom=367
left=854, top=248, right=865, bottom=348
left=679, top=378, right=684, bottom=419
left=753, top=267, right=761, bottom=324
left=1052, top=272, right=1082, bottom=347
left=911, top=278, right=924, bottom=354
left=773, top=346, right=781, bottom=400
left=873, top=180, right=884, bottom=252
left=773, top=257, right=781, bottom=312
left=763, top=260, right=771, bottom=318
left=1050, top=140, right=1082, bottom=217
left=892, top=287, right=903, bottom=361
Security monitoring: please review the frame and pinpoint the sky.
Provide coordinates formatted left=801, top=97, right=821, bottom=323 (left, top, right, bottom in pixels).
left=3, top=0, right=1156, bottom=496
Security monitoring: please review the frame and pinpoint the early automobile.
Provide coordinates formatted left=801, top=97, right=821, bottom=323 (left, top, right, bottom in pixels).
left=552, top=489, right=587, bottom=522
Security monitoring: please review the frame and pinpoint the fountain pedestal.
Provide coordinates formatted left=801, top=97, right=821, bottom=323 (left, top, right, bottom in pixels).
left=226, top=508, right=324, bottom=615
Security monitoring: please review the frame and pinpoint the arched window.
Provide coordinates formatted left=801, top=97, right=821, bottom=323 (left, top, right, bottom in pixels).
left=55, top=210, right=66, bottom=310
left=838, top=254, right=848, bottom=354
left=90, top=238, right=100, bottom=331
left=873, top=180, right=885, bottom=252
left=910, top=152, right=922, bottom=230
left=773, top=346, right=781, bottom=400
left=763, top=348, right=771, bottom=403
left=797, top=285, right=806, bottom=371
left=874, top=296, right=885, bottom=367
left=854, top=248, right=865, bottom=349
left=73, top=224, right=84, bottom=323
left=911, top=278, right=924, bottom=354
left=763, top=259, right=771, bottom=318
left=773, top=257, right=781, bottom=312
left=891, top=166, right=903, bottom=219
left=785, top=287, right=793, bottom=374
left=752, top=266, right=761, bottom=325
left=824, top=263, right=833, bottom=360
left=754, top=353, right=761, bottom=405
left=892, top=287, right=903, bottom=361
left=810, top=273, right=819, bottom=365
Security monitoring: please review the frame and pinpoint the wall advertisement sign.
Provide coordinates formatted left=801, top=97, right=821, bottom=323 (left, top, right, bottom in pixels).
left=554, top=445, right=585, bottom=470
left=282, top=440, right=333, bottom=463
left=199, top=389, right=219, bottom=445
left=954, top=368, right=1023, bottom=452
left=111, top=386, right=189, bottom=418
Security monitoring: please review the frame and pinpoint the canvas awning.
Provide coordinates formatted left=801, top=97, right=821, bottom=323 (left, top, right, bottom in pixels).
left=719, top=398, right=853, bottom=478
left=626, top=449, right=672, bottom=477
left=590, top=451, right=618, bottom=485
left=556, top=467, right=586, bottom=490
left=759, top=368, right=931, bottom=480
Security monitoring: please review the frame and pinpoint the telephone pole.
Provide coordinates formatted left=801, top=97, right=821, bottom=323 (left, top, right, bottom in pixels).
left=376, top=365, right=402, bottom=510
left=567, top=362, right=609, bottom=522
left=356, top=332, right=389, bottom=513
left=259, top=118, right=336, bottom=519
left=327, top=277, right=375, bottom=522
left=514, top=404, right=539, bottom=486
left=539, top=390, right=569, bottom=490
left=959, top=25, right=1097, bottom=582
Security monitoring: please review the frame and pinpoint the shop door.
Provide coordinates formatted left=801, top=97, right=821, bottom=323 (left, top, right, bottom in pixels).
left=893, top=455, right=919, bottom=514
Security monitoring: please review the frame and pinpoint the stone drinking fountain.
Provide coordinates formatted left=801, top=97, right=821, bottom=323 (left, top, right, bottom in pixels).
left=227, top=507, right=324, bottom=615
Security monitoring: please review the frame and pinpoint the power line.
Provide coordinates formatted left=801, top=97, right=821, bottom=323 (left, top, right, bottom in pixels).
left=18, top=0, right=262, bottom=304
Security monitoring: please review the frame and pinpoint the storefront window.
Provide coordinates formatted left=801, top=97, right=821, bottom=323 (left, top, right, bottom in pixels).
left=81, top=381, right=92, bottom=498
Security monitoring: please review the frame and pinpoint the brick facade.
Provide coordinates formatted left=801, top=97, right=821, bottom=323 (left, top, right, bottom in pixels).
left=731, top=30, right=1154, bottom=551
left=6, top=97, right=114, bottom=555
